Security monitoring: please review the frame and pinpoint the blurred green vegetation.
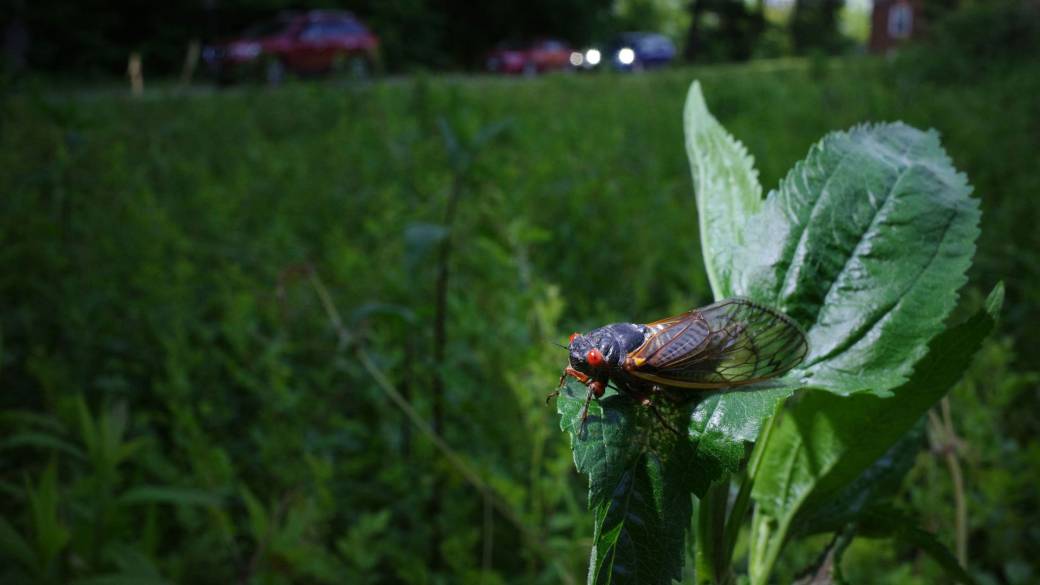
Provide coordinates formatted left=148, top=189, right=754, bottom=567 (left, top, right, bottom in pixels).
left=3, top=40, right=1039, bottom=585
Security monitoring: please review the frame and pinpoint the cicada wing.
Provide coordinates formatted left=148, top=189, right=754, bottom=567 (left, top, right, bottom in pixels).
left=628, top=298, right=807, bottom=388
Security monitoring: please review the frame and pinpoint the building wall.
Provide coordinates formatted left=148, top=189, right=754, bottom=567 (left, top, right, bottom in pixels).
left=870, top=0, right=924, bottom=53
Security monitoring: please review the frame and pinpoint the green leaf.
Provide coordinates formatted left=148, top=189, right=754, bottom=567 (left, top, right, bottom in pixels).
left=25, top=463, right=69, bottom=573
left=748, top=284, right=1002, bottom=584
left=1, top=432, right=86, bottom=460
left=105, top=543, right=165, bottom=581
left=684, top=80, right=762, bottom=300
left=69, top=576, right=169, bottom=585
left=736, top=123, right=980, bottom=395
left=558, top=383, right=700, bottom=585
left=0, top=517, right=37, bottom=573
left=792, top=424, right=924, bottom=536
left=241, top=486, right=269, bottom=540
left=117, top=486, right=221, bottom=507
left=404, top=222, right=448, bottom=270
left=689, top=379, right=800, bottom=445
left=857, top=506, right=979, bottom=585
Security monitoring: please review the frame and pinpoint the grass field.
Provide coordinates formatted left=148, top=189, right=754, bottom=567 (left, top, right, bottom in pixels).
left=2, top=57, right=1038, bottom=583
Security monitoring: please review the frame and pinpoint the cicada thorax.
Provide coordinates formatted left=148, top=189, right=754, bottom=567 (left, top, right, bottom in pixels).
left=622, top=316, right=726, bottom=383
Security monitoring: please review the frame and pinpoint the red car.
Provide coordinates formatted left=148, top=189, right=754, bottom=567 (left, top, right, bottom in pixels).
left=204, top=10, right=379, bottom=84
left=485, top=39, right=574, bottom=75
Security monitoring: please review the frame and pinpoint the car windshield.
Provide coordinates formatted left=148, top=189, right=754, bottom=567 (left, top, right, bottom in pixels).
left=637, top=35, right=673, bottom=52
left=609, top=35, right=640, bottom=50
left=242, top=17, right=292, bottom=38
left=324, top=19, right=365, bottom=35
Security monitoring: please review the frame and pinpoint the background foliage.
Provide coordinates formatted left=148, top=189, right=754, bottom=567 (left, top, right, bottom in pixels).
left=2, top=5, right=1039, bottom=583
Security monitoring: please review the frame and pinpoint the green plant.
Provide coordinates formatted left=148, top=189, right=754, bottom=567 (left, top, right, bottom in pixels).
left=556, top=81, right=1001, bottom=584
left=0, top=399, right=219, bottom=585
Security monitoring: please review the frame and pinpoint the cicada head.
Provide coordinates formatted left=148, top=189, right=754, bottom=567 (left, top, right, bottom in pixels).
left=567, top=332, right=607, bottom=378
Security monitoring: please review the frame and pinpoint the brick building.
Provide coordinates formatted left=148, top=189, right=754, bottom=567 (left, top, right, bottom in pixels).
left=870, top=0, right=923, bottom=53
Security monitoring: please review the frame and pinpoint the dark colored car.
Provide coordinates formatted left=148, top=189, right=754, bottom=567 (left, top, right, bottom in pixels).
left=485, top=39, right=574, bottom=75
left=581, top=32, right=677, bottom=72
left=203, top=10, right=379, bottom=84
left=608, top=32, right=677, bottom=70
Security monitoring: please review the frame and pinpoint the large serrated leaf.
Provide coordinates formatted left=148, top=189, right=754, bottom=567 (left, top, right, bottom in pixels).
left=558, top=384, right=700, bottom=585
left=684, top=81, right=762, bottom=300
left=748, top=285, right=1003, bottom=584
left=736, top=123, right=980, bottom=394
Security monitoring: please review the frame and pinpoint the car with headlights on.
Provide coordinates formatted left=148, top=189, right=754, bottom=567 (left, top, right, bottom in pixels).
left=203, top=10, right=379, bottom=84
left=610, top=32, right=677, bottom=70
left=579, top=32, right=677, bottom=72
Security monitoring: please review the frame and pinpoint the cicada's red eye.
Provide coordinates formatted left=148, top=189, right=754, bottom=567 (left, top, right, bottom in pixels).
left=569, top=332, right=579, bottom=344
left=586, top=348, right=604, bottom=367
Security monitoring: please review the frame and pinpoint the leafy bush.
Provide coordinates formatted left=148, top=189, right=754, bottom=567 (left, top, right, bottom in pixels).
left=900, top=0, right=1040, bottom=83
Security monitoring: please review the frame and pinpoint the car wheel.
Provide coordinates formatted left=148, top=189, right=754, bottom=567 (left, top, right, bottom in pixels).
left=333, top=53, right=370, bottom=81
left=348, top=55, right=370, bottom=79
left=265, top=58, right=286, bottom=86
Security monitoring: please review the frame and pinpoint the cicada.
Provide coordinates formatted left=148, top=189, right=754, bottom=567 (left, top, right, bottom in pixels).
left=556, top=298, right=808, bottom=430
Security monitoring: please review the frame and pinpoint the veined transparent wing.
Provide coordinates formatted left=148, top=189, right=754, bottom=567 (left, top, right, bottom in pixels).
left=626, top=298, right=807, bottom=389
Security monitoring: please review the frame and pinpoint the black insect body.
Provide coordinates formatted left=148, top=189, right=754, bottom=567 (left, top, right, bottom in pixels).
left=556, top=298, right=808, bottom=431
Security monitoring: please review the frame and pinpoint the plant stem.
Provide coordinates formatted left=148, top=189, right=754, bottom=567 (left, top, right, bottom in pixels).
left=695, top=489, right=715, bottom=584
left=722, top=411, right=776, bottom=571
left=750, top=514, right=789, bottom=585
left=747, top=411, right=786, bottom=585
left=428, top=169, right=464, bottom=571
left=928, top=398, right=969, bottom=568
left=696, top=479, right=732, bottom=584
left=722, top=470, right=751, bottom=568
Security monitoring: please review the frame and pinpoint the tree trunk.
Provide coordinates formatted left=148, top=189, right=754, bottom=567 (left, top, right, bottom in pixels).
left=685, top=0, right=707, bottom=61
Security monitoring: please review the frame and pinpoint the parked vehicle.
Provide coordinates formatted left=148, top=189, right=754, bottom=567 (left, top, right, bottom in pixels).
left=203, top=10, right=379, bottom=84
left=578, top=32, right=677, bottom=72
left=485, top=39, right=574, bottom=75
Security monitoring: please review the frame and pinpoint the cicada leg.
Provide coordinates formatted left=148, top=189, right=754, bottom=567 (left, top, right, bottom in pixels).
left=621, top=383, right=682, bottom=437
left=548, top=366, right=591, bottom=404
left=648, top=402, right=682, bottom=437
left=641, top=385, right=683, bottom=437
left=550, top=366, right=608, bottom=438
left=577, top=380, right=605, bottom=438
left=559, top=366, right=590, bottom=386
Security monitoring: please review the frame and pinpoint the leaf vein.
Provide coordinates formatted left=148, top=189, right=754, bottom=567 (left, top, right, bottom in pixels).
left=774, top=145, right=859, bottom=306
left=798, top=133, right=921, bottom=331
left=806, top=209, right=958, bottom=368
